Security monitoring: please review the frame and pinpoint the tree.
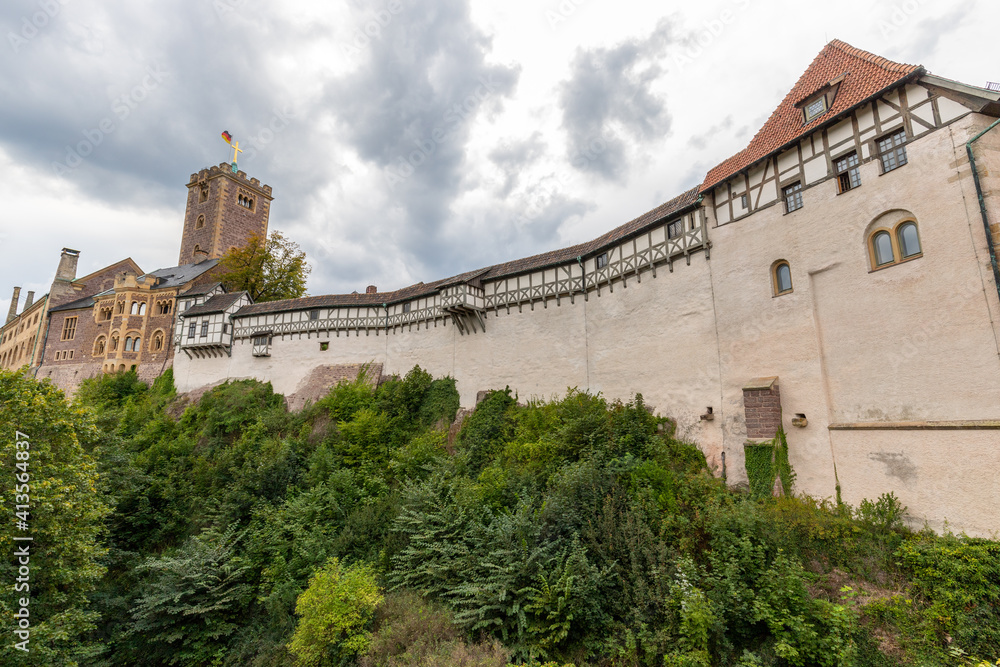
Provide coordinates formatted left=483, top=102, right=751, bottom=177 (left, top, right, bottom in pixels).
left=217, top=231, right=310, bottom=302
left=288, top=558, right=382, bottom=667
left=0, top=370, right=110, bottom=666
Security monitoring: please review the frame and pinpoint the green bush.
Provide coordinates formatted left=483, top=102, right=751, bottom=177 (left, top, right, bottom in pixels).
left=288, top=558, right=383, bottom=666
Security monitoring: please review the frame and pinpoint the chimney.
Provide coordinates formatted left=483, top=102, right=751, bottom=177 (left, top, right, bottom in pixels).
left=366, top=285, right=377, bottom=294
left=24, top=291, right=34, bottom=309
left=6, top=287, right=20, bottom=323
left=56, top=248, right=81, bottom=282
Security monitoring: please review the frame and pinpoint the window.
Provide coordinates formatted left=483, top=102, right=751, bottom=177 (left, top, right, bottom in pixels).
left=199, top=185, right=209, bottom=203
left=667, top=219, right=683, bottom=239
left=897, top=222, right=921, bottom=258
left=877, top=129, right=908, bottom=173
left=99, top=307, right=112, bottom=321
left=402, top=302, right=411, bottom=314
left=596, top=253, right=609, bottom=269
left=117, top=301, right=125, bottom=314
left=111, top=335, right=119, bottom=351
left=868, top=219, right=922, bottom=270
left=772, top=261, right=793, bottom=296
left=94, top=337, right=106, bottom=355
left=158, top=301, right=172, bottom=315
left=872, top=231, right=894, bottom=266
left=68, top=350, right=74, bottom=360
left=124, top=336, right=132, bottom=351
left=201, top=321, right=209, bottom=337
left=740, top=194, right=748, bottom=209
left=320, top=341, right=329, bottom=351
left=130, top=301, right=137, bottom=315
left=152, top=332, right=163, bottom=351
left=196, top=214, right=205, bottom=229
left=138, top=303, right=146, bottom=316
left=835, top=152, right=861, bottom=193
left=61, top=317, right=77, bottom=340
left=252, top=334, right=271, bottom=357
left=238, top=193, right=255, bottom=210
left=132, top=337, right=141, bottom=352
left=188, top=323, right=196, bottom=339
left=803, top=95, right=828, bottom=122
left=783, top=182, right=803, bottom=213
left=309, top=309, right=319, bottom=321
left=222, top=323, right=229, bottom=334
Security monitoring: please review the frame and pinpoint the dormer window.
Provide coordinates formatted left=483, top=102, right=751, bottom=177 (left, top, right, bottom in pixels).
left=803, top=96, right=828, bottom=122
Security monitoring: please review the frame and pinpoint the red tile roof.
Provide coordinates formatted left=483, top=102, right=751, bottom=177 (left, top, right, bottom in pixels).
left=700, top=40, right=922, bottom=192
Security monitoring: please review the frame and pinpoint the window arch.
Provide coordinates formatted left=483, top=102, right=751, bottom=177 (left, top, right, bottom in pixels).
left=94, top=337, right=107, bottom=356
left=771, top=260, right=793, bottom=296
left=138, top=303, right=147, bottom=316
left=124, top=336, right=132, bottom=351
left=110, top=333, right=120, bottom=351
left=132, top=337, right=141, bottom=352
left=151, top=331, right=164, bottom=352
left=130, top=301, right=138, bottom=315
left=866, top=212, right=923, bottom=271
left=196, top=214, right=205, bottom=229
left=116, top=301, right=125, bottom=314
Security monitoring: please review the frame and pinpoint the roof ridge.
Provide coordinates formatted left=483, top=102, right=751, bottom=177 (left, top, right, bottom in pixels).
left=827, top=39, right=916, bottom=73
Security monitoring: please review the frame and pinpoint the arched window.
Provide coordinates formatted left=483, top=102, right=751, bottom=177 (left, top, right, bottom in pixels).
left=124, top=336, right=132, bottom=351
left=94, top=337, right=106, bottom=355
left=196, top=214, right=205, bottom=229
left=110, top=335, right=119, bottom=351
left=872, top=231, right=894, bottom=266
left=132, top=337, right=141, bottom=352
left=868, top=217, right=922, bottom=270
left=117, top=301, right=125, bottom=314
left=897, top=222, right=921, bottom=259
left=771, top=261, right=793, bottom=296
left=138, top=303, right=147, bottom=316
left=130, top=302, right=138, bottom=315
left=152, top=332, right=164, bottom=351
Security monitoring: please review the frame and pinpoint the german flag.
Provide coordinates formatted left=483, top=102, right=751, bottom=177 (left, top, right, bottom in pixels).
left=221, top=130, right=233, bottom=144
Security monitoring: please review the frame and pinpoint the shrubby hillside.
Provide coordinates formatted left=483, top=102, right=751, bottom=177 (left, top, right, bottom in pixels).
left=1, top=367, right=998, bottom=666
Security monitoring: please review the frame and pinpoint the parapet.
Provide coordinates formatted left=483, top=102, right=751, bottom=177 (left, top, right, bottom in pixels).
left=187, top=163, right=273, bottom=197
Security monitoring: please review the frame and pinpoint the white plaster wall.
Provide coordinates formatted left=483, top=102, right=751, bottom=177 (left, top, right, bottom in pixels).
left=171, top=113, right=1000, bottom=535
left=832, top=429, right=1000, bottom=538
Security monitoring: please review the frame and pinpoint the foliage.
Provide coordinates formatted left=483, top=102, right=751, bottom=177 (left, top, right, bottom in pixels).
left=217, top=230, right=311, bottom=302
left=19, top=364, right=995, bottom=667
left=744, top=443, right=776, bottom=500
left=288, top=558, right=382, bottom=667
left=744, top=427, right=794, bottom=500
left=0, top=369, right=110, bottom=666
left=125, top=526, right=253, bottom=665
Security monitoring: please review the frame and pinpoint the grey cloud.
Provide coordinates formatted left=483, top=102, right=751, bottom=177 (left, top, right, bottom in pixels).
left=559, top=19, right=675, bottom=182
left=687, top=115, right=734, bottom=150
left=321, top=0, right=520, bottom=281
left=489, top=132, right=547, bottom=196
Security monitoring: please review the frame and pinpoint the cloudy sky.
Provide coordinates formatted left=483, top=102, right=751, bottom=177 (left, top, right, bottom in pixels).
left=1, top=0, right=996, bottom=316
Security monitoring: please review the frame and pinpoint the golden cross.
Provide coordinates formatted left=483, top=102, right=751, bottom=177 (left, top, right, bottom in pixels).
left=230, top=140, right=243, bottom=165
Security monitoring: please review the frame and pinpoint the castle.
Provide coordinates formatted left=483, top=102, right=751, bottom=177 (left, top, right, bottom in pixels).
left=4, top=41, right=999, bottom=536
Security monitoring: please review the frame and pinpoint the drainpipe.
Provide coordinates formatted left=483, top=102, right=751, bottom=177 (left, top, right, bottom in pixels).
left=966, top=117, right=1000, bottom=305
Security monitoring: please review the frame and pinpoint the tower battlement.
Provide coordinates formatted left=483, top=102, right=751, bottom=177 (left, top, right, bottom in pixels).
left=178, top=164, right=274, bottom=265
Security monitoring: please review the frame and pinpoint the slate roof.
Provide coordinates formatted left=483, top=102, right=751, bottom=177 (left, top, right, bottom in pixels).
left=183, top=291, right=248, bottom=316
left=178, top=282, right=223, bottom=298
left=48, top=288, right=114, bottom=313
left=700, top=40, right=922, bottom=192
left=235, top=187, right=701, bottom=317
left=142, top=259, right=219, bottom=289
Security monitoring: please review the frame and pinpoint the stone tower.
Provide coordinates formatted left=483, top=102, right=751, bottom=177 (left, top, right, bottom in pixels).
left=178, top=163, right=274, bottom=265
